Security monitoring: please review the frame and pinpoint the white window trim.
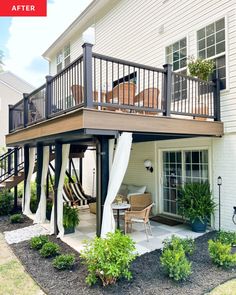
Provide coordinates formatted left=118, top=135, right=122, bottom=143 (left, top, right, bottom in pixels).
left=164, top=36, right=188, bottom=73
left=157, top=145, right=213, bottom=220
left=56, top=43, right=71, bottom=72
left=194, top=15, right=229, bottom=92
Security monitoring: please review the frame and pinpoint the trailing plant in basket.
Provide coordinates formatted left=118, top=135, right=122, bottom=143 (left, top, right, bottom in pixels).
left=80, top=230, right=136, bottom=286
left=63, top=205, right=79, bottom=229
left=178, top=182, right=216, bottom=224
left=188, top=57, right=215, bottom=81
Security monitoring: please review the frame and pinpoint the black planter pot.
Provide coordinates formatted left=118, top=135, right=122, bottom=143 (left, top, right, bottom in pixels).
left=191, top=217, right=207, bottom=232
left=64, top=226, right=75, bottom=235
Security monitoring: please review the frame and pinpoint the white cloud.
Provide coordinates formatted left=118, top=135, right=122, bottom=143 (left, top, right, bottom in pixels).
left=4, top=0, right=92, bottom=87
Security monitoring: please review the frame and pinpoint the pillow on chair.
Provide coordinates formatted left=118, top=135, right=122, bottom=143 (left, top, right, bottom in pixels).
left=127, top=184, right=146, bottom=195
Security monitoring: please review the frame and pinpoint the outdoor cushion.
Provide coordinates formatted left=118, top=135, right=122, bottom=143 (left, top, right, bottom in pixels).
left=127, top=184, right=146, bottom=195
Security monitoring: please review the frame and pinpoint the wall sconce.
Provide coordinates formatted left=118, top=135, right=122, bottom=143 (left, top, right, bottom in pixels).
left=144, top=160, right=153, bottom=173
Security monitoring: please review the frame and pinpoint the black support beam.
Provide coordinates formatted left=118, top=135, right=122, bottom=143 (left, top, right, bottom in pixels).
left=54, top=142, right=62, bottom=235
left=23, top=145, right=30, bottom=212
left=96, top=137, right=109, bottom=237
left=36, top=145, right=43, bottom=204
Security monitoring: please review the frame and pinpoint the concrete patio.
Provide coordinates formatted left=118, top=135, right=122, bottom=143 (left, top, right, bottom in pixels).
left=60, top=208, right=208, bottom=255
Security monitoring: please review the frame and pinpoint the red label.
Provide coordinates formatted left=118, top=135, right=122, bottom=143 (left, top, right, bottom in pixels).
left=0, top=0, right=47, bottom=16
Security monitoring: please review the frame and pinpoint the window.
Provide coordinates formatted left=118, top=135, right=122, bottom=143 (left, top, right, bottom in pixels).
left=64, top=44, right=71, bottom=67
left=56, top=51, right=63, bottom=73
left=166, top=38, right=187, bottom=101
left=197, top=18, right=226, bottom=89
left=56, top=43, right=71, bottom=73
left=166, top=38, right=187, bottom=71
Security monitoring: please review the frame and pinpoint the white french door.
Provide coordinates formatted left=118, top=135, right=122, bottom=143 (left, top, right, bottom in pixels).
left=162, top=149, right=209, bottom=216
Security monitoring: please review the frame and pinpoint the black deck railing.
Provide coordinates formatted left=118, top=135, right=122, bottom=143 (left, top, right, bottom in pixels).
left=0, top=147, right=24, bottom=184
left=8, top=43, right=221, bottom=133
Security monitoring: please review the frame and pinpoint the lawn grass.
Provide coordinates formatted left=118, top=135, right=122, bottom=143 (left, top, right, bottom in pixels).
left=210, top=279, right=236, bottom=295
left=0, top=232, right=44, bottom=295
left=0, top=259, right=44, bottom=295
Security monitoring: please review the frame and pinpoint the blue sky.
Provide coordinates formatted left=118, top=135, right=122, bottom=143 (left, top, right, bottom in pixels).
left=0, top=0, right=92, bottom=87
left=0, top=18, right=11, bottom=57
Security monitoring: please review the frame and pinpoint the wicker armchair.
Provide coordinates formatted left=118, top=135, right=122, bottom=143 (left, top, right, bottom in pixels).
left=129, top=193, right=152, bottom=211
left=125, top=203, right=154, bottom=241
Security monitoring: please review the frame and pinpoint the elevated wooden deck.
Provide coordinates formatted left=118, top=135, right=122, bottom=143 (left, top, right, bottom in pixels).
left=6, top=108, right=223, bottom=146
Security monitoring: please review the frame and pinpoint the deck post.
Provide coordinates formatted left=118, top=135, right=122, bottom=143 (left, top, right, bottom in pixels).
left=36, top=144, right=43, bottom=204
left=79, top=158, right=83, bottom=185
left=213, top=78, right=221, bottom=121
left=45, top=75, right=53, bottom=118
left=163, top=64, right=172, bottom=116
left=8, top=105, right=13, bottom=133
left=7, top=148, right=12, bottom=175
left=23, top=93, right=29, bottom=127
left=82, top=43, right=94, bottom=108
left=23, top=145, right=29, bottom=212
left=96, top=137, right=109, bottom=237
left=54, top=142, right=62, bottom=235
left=13, top=148, right=18, bottom=211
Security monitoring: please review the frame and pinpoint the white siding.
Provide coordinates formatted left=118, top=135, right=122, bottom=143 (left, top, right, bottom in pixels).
left=124, top=141, right=157, bottom=213
left=212, top=134, right=236, bottom=231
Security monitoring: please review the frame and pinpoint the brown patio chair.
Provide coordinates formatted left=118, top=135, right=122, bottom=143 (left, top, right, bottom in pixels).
left=125, top=203, right=154, bottom=241
left=71, top=84, right=104, bottom=106
left=129, top=193, right=152, bottom=211
left=106, top=82, right=136, bottom=111
left=134, top=88, right=160, bottom=114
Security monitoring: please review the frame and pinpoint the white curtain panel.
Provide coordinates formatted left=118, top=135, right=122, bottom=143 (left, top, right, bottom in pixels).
left=101, top=132, right=132, bottom=238
left=50, top=144, right=70, bottom=236
left=23, top=147, right=36, bottom=215
left=34, top=146, right=50, bottom=224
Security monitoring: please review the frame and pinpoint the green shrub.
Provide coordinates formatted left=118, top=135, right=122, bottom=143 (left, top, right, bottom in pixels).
left=0, top=189, right=13, bottom=216
left=30, top=181, right=38, bottom=213
left=160, top=246, right=192, bottom=281
left=162, top=235, right=195, bottom=255
left=208, top=240, right=236, bottom=268
left=80, top=230, right=136, bottom=286
left=30, top=235, right=49, bottom=250
left=160, top=235, right=194, bottom=281
left=52, top=254, right=75, bottom=270
left=17, top=181, right=24, bottom=198
left=39, top=242, right=60, bottom=258
left=216, top=231, right=236, bottom=246
left=10, top=214, right=24, bottom=223
left=63, top=205, right=79, bottom=229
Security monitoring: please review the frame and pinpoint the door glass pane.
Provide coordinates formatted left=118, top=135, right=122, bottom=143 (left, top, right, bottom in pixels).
left=163, top=151, right=182, bottom=215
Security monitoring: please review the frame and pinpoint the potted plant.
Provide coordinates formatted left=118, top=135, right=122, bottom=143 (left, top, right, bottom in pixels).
left=178, top=182, right=216, bottom=232
left=63, top=204, right=79, bottom=234
left=187, top=57, right=215, bottom=81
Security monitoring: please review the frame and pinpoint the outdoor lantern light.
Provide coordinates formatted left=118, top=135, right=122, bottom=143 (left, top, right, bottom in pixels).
left=144, top=160, right=153, bottom=173
left=217, top=176, right=222, bottom=231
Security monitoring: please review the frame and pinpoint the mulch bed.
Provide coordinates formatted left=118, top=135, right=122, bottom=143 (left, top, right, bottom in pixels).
left=8, top=231, right=236, bottom=295
left=0, top=214, right=33, bottom=233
